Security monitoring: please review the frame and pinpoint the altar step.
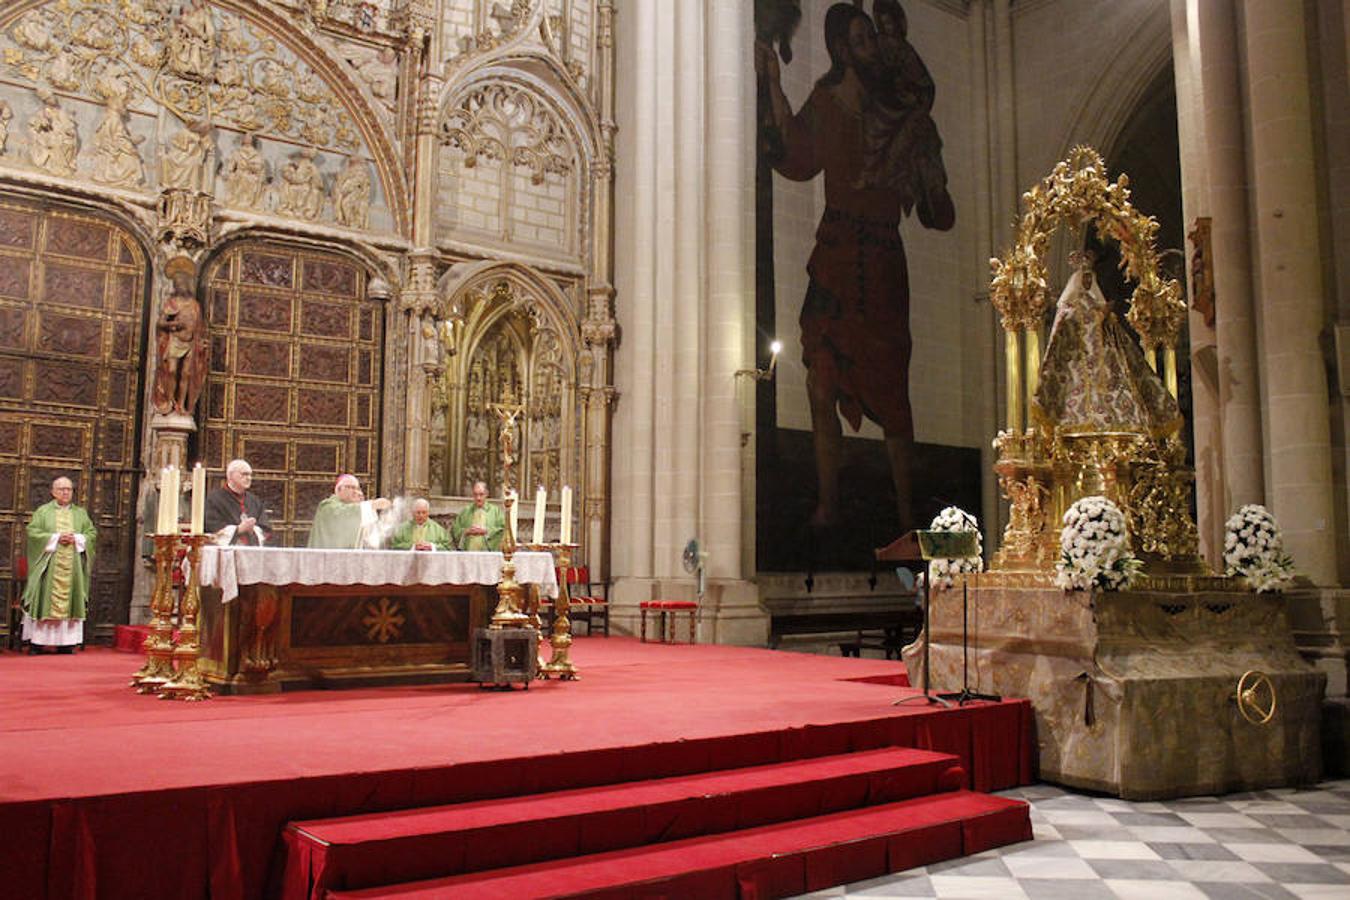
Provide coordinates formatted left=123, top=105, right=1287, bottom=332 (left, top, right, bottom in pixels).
left=279, top=747, right=1031, bottom=900
left=326, top=792, right=1029, bottom=900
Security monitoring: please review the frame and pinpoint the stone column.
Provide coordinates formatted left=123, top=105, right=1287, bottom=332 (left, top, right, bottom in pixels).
left=1242, top=2, right=1337, bottom=585
left=1194, top=0, right=1265, bottom=525
left=610, top=0, right=763, bottom=643
left=969, top=1, right=1001, bottom=546
left=1170, top=0, right=1222, bottom=565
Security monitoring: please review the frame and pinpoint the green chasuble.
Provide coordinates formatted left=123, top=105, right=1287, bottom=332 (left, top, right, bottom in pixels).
left=307, top=495, right=367, bottom=549
left=450, top=502, right=505, bottom=551
left=389, top=518, right=451, bottom=551
left=23, top=500, right=97, bottom=622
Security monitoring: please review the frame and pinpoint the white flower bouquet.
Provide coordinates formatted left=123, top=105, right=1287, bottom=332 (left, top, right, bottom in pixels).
left=1055, top=495, right=1142, bottom=591
left=927, top=506, right=983, bottom=590
left=1223, top=504, right=1296, bottom=593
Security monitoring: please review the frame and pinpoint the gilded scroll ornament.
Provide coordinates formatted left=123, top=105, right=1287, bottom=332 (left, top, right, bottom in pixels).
left=2, top=0, right=367, bottom=164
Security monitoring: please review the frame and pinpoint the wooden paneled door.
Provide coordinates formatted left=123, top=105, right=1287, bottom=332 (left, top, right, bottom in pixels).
left=200, top=243, right=382, bottom=546
left=0, top=199, right=149, bottom=638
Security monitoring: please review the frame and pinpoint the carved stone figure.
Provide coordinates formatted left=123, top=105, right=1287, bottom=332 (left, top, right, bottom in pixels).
left=222, top=134, right=267, bottom=209
left=167, top=0, right=216, bottom=80
left=27, top=91, right=79, bottom=177
left=91, top=99, right=145, bottom=188
left=277, top=147, right=324, bottom=220
left=0, top=101, right=12, bottom=155
left=349, top=47, right=398, bottom=113
left=152, top=258, right=209, bottom=416
left=160, top=122, right=210, bottom=191
left=332, top=156, right=371, bottom=228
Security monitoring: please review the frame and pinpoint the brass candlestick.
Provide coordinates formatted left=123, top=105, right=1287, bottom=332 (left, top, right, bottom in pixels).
left=132, top=533, right=179, bottom=691
left=159, top=533, right=212, bottom=701
left=490, top=494, right=529, bottom=629
left=540, top=542, right=579, bottom=680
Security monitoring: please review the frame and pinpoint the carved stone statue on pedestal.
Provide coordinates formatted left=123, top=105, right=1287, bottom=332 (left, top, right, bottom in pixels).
left=333, top=156, right=371, bottom=228
left=152, top=257, right=209, bottom=416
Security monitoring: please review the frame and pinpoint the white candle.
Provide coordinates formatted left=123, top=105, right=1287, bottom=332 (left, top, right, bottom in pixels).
left=508, top=490, right=519, bottom=541
left=190, top=463, right=205, bottom=534
left=560, top=485, right=572, bottom=545
left=168, top=466, right=181, bottom=532
left=532, top=486, right=546, bottom=545
left=157, top=467, right=169, bottom=534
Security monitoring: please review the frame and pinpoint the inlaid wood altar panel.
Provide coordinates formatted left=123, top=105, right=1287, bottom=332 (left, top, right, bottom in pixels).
left=201, top=243, right=381, bottom=546
left=0, top=198, right=147, bottom=634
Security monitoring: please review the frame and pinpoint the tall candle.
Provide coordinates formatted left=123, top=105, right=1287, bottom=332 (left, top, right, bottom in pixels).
left=560, top=485, right=572, bottom=545
left=157, top=467, right=170, bottom=534
left=168, top=466, right=181, bottom=532
left=190, top=463, right=206, bottom=534
left=507, top=490, right=519, bottom=541
left=532, top=486, right=546, bottom=545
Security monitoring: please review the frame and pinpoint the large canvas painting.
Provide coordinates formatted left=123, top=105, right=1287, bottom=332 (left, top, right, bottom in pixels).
left=755, top=0, right=981, bottom=572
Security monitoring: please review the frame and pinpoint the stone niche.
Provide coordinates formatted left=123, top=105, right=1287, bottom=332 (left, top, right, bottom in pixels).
left=905, top=581, right=1325, bottom=800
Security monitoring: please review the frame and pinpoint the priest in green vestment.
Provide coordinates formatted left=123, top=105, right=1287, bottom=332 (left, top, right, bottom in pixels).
left=451, top=481, right=505, bottom=551
left=389, top=498, right=452, bottom=551
left=307, top=474, right=391, bottom=549
left=23, top=476, right=97, bottom=653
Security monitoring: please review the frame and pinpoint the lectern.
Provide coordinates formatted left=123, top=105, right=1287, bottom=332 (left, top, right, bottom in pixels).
left=875, top=529, right=987, bottom=706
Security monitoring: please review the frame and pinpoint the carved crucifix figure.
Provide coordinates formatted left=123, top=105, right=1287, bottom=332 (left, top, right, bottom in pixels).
left=488, top=399, right=524, bottom=494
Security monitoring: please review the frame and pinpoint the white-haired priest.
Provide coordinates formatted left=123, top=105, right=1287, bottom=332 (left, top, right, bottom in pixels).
left=204, top=459, right=272, bottom=546
left=307, top=474, right=391, bottom=549
left=389, top=498, right=451, bottom=551
left=23, top=476, right=97, bottom=654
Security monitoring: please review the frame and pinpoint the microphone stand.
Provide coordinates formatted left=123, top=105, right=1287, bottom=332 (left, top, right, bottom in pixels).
left=925, top=500, right=1001, bottom=706
left=893, top=571, right=951, bottom=708
left=936, top=567, right=1001, bottom=707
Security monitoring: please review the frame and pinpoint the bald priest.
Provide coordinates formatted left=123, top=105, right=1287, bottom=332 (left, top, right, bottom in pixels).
left=23, top=476, right=98, bottom=653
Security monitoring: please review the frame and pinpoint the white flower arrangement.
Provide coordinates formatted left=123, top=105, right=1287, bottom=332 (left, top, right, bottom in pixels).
left=927, top=506, right=983, bottom=590
left=1223, top=504, right=1296, bottom=593
left=1055, top=495, right=1142, bottom=591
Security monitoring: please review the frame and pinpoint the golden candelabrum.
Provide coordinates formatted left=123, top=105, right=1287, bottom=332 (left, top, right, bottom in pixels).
left=538, top=542, right=579, bottom=680
left=131, top=532, right=179, bottom=692
left=490, top=494, right=529, bottom=629
left=159, top=533, right=212, bottom=701
left=988, top=146, right=1203, bottom=578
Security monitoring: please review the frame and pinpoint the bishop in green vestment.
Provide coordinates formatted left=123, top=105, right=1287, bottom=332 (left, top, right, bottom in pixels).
left=307, top=474, right=391, bottom=549
left=451, top=481, right=505, bottom=551
left=389, top=498, right=451, bottom=551
left=23, top=476, right=97, bottom=652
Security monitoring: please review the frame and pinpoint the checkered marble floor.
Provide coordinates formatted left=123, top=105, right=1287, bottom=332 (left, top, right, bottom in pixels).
left=798, top=779, right=1350, bottom=899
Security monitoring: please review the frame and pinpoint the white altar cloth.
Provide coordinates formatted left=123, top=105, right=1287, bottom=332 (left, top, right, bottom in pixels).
left=198, top=546, right=559, bottom=604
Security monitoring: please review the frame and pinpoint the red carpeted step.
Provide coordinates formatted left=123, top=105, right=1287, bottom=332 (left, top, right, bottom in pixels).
left=327, top=790, right=1032, bottom=900
left=282, top=747, right=965, bottom=900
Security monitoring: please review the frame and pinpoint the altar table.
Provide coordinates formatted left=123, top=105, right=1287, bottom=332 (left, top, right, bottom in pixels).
left=196, top=547, right=558, bottom=693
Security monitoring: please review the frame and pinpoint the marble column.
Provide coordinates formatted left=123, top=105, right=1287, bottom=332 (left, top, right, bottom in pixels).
left=611, top=0, right=762, bottom=643
left=1242, top=2, right=1337, bottom=585
left=1169, top=0, right=1222, bottom=565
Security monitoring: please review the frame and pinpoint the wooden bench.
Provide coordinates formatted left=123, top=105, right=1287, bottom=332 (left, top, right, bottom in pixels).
left=768, top=606, right=921, bottom=654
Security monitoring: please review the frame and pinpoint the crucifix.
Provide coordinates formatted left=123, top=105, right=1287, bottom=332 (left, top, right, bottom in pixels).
left=488, top=396, right=525, bottom=495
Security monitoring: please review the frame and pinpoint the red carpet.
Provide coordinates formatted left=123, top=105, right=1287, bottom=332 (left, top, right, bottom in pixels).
left=0, top=639, right=1033, bottom=900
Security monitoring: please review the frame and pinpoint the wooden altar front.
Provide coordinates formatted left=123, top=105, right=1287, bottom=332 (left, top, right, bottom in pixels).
left=196, top=547, right=556, bottom=694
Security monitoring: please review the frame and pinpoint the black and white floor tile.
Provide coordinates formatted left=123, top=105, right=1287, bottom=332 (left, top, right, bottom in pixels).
left=799, top=779, right=1350, bottom=899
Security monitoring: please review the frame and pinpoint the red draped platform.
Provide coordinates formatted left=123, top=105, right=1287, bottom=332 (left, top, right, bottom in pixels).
left=0, top=639, right=1033, bottom=899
